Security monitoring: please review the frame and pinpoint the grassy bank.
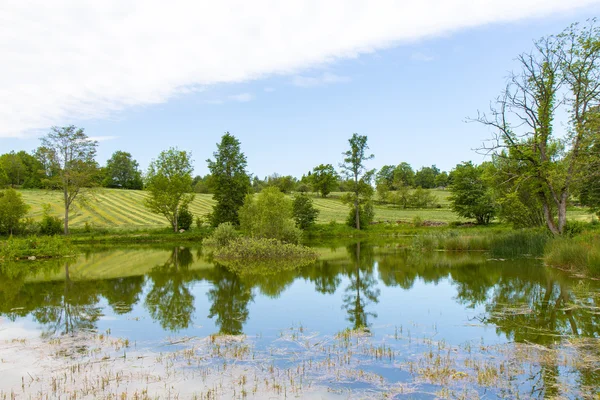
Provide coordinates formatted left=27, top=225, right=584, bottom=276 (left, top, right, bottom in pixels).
left=0, top=236, right=76, bottom=260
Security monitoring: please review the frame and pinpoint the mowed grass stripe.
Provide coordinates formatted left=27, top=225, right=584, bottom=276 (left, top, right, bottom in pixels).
left=93, top=192, right=161, bottom=225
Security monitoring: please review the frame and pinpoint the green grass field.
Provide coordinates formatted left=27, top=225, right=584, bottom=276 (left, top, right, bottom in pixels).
left=15, top=188, right=595, bottom=230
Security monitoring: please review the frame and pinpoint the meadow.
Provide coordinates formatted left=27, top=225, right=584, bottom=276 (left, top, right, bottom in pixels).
left=16, top=188, right=593, bottom=230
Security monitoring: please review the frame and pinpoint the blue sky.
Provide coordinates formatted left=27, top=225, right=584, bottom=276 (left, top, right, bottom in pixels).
left=1, top=2, right=599, bottom=178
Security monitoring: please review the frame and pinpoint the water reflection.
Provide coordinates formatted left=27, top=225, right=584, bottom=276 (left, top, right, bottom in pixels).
left=0, top=242, right=598, bottom=345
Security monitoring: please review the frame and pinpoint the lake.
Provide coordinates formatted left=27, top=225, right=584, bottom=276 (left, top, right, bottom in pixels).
left=0, top=239, right=599, bottom=398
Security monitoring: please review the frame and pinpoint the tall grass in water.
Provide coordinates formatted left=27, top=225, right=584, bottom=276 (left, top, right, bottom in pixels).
left=489, top=230, right=548, bottom=258
left=545, top=232, right=600, bottom=277
left=412, top=229, right=548, bottom=257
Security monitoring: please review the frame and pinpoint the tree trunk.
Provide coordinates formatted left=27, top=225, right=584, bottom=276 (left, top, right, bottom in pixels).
left=557, top=193, right=568, bottom=235
left=355, top=197, right=360, bottom=230
left=63, top=187, right=69, bottom=235
left=173, top=207, right=178, bottom=233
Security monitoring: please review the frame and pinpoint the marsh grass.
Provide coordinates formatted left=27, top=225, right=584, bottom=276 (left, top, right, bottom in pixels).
left=545, top=232, right=600, bottom=277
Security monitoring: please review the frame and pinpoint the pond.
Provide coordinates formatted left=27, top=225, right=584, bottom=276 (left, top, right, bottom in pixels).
left=0, top=240, right=599, bottom=398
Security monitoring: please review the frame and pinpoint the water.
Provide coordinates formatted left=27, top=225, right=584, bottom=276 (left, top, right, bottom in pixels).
left=0, top=240, right=599, bottom=398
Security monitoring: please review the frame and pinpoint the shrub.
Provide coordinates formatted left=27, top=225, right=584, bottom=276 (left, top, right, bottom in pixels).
left=39, top=205, right=63, bottom=235
left=204, top=222, right=238, bottom=247
left=0, top=235, right=76, bottom=260
left=412, top=215, right=423, bottom=227
left=178, top=206, right=193, bottom=230
left=239, top=187, right=302, bottom=244
left=292, top=194, right=319, bottom=230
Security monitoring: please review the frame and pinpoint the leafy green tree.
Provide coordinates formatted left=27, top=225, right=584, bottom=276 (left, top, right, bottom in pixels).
left=0, top=152, right=26, bottom=188
left=475, top=21, right=600, bottom=235
left=144, top=148, right=195, bottom=233
left=39, top=125, right=98, bottom=234
left=0, top=189, right=30, bottom=235
left=292, top=194, right=320, bottom=230
left=239, top=186, right=301, bottom=243
left=375, top=165, right=396, bottom=191
left=340, top=133, right=375, bottom=230
left=311, top=164, right=338, bottom=198
left=414, top=166, right=438, bottom=189
left=192, top=174, right=213, bottom=193
left=267, top=173, right=296, bottom=194
left=102, top=151, right=143, bottom=190
left=449, top=162, right=496, bottom=225
left=393, top=162, right=415, bottom=187
left=408, top=187, right=439, bottom=208
left=207, top=133, right=251, bottom=226
left=434, top=171, right=449, bottom=188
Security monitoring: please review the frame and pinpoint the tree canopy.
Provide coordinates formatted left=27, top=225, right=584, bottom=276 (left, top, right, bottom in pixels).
left=207, top=133, right=251, bottom=226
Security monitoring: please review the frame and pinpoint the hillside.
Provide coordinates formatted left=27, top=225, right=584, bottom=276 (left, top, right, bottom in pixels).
left=15, top=188, right=591, bottom=229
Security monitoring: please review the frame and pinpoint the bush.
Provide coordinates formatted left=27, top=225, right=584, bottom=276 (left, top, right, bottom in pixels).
left=178, top=206, right=193, bottom=230
left=0, top=236, right=75, bottom=260
left=204, top=222, right=238, bottom=247
left=39, top=206, right=63, bottom=236
left=292, top=194, right=319, bottom=230
left=239, top=187, right=302, bottom=244
left=563, top=220, right=586, bottom=238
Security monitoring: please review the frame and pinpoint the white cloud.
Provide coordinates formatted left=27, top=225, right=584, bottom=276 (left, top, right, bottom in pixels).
left=1, top=0, right=597, bottom=137
left=410, top=52, right=436, bottom=62
left=291, top=72, right=351, bottom=87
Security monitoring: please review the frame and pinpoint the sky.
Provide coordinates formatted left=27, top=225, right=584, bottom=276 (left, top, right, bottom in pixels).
left=1, top=1, right=599, bottom=178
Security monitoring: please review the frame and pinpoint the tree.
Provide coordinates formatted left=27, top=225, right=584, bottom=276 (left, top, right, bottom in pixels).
left=393, top=162, right=415, bottom=187
left=266, top=173, right=296, bottom=194
left=448, top=162, right=496, bottom=225
left=414, top=166, right=437, bottom=189
left=39, top=125, right=98, bottom=234
left=0, top=189, right=29, bottom=235
left=207, top=133, right=251, bottom=226
left=311, top=164, right=338, bottom=197
left=475, top=21, right=600, bottom=235
left=0, top=152, right=26, bottom=188
left=292, top=194, right=320, bottom=230
left=340, top=133, right=375, bottom=230
left=238, top=186, right=301, bottom=243
left=103, top=151, right=143, bottom=190
left=145, top=148, right=195, bottom=233
left=434, top=171, right=449, bottom=188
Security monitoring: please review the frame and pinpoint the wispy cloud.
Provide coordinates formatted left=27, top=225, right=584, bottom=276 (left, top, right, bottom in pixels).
left=291, top=72, right=351, bottom=87
left=229, top=93, right=254, bottom=102
left=410, top=52, right=435, bottom=62
left=0, top=0, right=596, bottom=137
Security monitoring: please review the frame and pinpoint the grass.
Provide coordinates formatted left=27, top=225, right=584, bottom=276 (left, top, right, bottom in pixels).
left=16, top=188, right=463, bottom=230
left=0, top=235, right=76, bottom=260
left=544, top=232, right=600, bottom=277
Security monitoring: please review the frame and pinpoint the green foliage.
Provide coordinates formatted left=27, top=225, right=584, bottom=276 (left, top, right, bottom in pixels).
left=102, top=151, right=143, bottom=190
left=0, top=235, right=75, bottom=260
left=39, top=205, right=64, bottom=235
left=266, top=174, right=296, bottom=194
left=489, top=230, right=549, bottom=258
left=207, top=133, right=251, bottom=226
left=409, top=187, right=439, bottom=208
left=39, top=125, right=99, bottom=234
left=144, top=148, right=195, bottom=233
left=545, top=232, right=600, bottom=277
left=239, top=187, right=302, bottom=244
left=292, top=194, right=319, bottom=230
left=311, top=164, right=338, bottom=197
left=0, top=188, right=30, bottom=235
left=177, top=205, right=194, bottom=230
left=414, top=166, right=439, bottom=189
left=449, top=162, right=496, bottom=225
left=213, top=237, right=318, bottom=273
left=340, top=133, right=375, bottom=230
left=345, top=200, right=374, bottom=229
left=204, top=222, right=239, bottom=247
